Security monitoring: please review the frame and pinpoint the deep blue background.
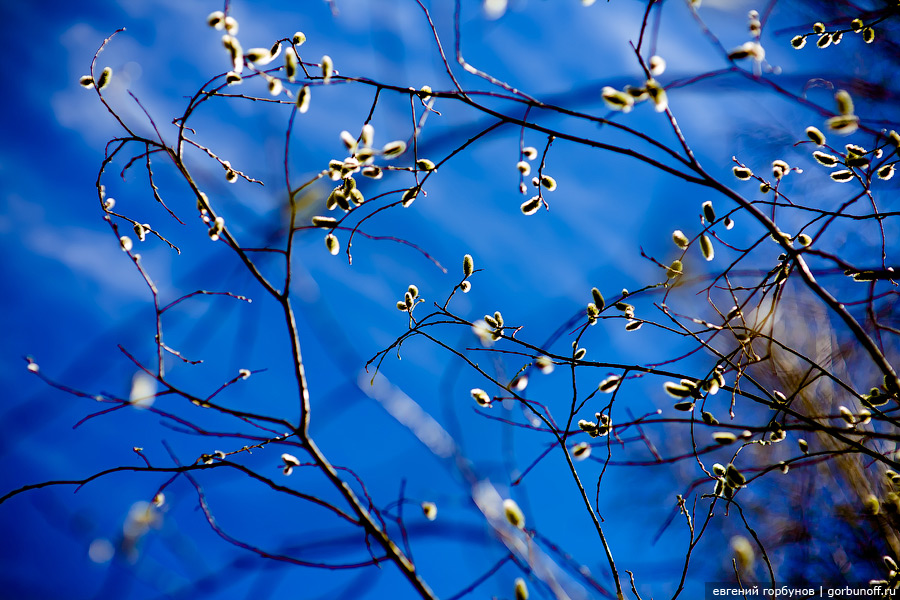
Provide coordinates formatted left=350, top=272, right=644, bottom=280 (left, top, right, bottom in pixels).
left=3, top=1, right=895, bottom=598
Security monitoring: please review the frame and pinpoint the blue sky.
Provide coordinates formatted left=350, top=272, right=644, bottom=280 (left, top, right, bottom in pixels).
left=3, top=1, right=897, bottom=598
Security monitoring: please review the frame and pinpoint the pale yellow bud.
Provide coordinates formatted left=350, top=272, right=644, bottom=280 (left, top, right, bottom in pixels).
left=471, top=388, right=492, bottom=407
left=601, top=86, right=634, bottom=112
left=514, top=578, right=529, bottom=600
left=503, top=499, right=525, bottom=529
left=97, top=67, right=113, bottom=90
left=207, top=11, right=225, bottom=29
left=296, top=86, right=311, bottom=113
left=321, top=55, right=333, bottom=84
left=382, top=140, right=407, bottom=158
left=520, top=196, right=541, bottom=215
left=325, top=233, right=339, bottom=255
